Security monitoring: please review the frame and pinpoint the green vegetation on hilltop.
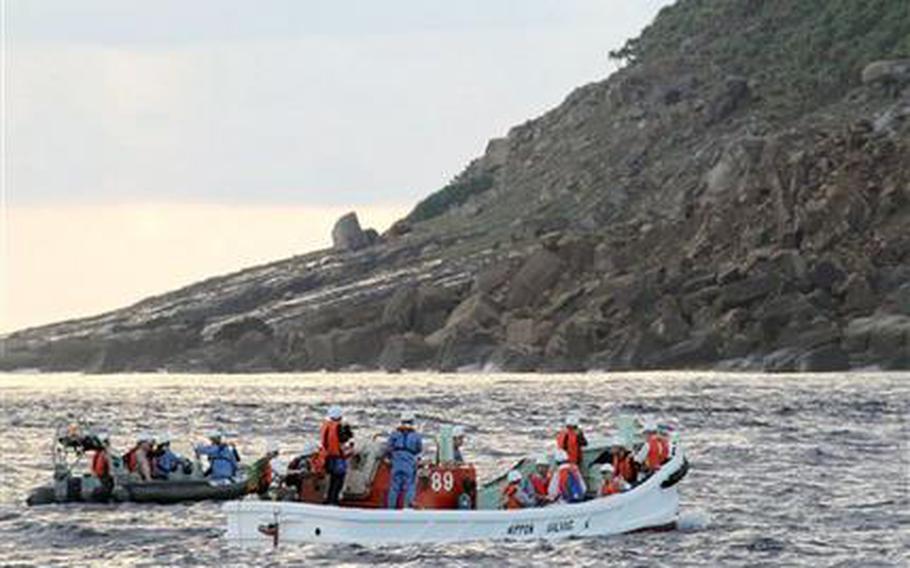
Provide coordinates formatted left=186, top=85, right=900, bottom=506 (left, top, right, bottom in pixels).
left=406, top=173, right=494, bottom=223
left=611, top=0, right=910, bottom=107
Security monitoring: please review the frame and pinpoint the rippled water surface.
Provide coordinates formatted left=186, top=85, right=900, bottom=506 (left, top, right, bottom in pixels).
left=0, top=371, right=908, bottom=567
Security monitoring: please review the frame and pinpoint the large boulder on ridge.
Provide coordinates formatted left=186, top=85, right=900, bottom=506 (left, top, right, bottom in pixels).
left=332, top=212, right=369, bottom=251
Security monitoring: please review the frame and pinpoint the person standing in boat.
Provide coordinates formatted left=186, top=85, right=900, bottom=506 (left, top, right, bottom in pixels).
left=386, top=410, right=422, bottom=509
left=547, top=449, right=587, bottom=504
left=637, top=422, right=670, bottom=476
left=320, top=406, right=351, bottom=505
left=599, top=463, right=630, bottom=496
left=556, top=413, right=588, bottom=466
left=611, top=442, right=639, bottom=485
left=194, top=430, right=241, bottom=481
left=500, top=470, right=535, bottom=509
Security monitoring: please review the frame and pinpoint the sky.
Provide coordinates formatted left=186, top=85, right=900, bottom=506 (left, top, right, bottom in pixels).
left=1, top=0, right=673, bottom=332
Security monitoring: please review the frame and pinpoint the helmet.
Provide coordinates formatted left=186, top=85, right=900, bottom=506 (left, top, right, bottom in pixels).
left=642, top=421, right=658, bottom=433
left=452, top=425, right=465, bottom=437
left=207, top=429, right=224, bottom=441
left=137, top=432, right=153, bottom=443
left=96, top=431, right=111, bottom=443
left=157, top=432, right=171, bottom=445
left=534, top=454, right=550, bottom=466
left=301, top=440, right=319, bottom=455
left=327, top=406, right=343, bottom=420
left=400, top=410, right=416, bottom=424
left=565, top=414, right=580, bottom=427
left=266, top=440, right=280, bottom=454
left=600, top=463, right=614, bottom=475
left=507, top=470, right=523, bottom=483
left=554, top=449, right=569, bottom=463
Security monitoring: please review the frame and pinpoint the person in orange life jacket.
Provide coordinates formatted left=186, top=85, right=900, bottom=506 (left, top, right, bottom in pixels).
left=611, top=442, right=639, bottom=485
left=639, top=422, right=669, bottom=474
left=527, top=454, right=551, bottom=505
left=556, top=413, right=588, bottom=466
left=195, top=430, right=241, bottom=481
left=90, top=431, right=115, bottom=500
left=501, top=470, right=535, bottom=509
left=386, top=410, right=422, bottom=509
left=321, top=405, right=350, bottom=505
left=599, top=463, right=630, bottom=496
left=547, top=449, right=587, bottom=503
left=256, top=440, right=282, bottom=496
left=124, top=433, right=154, bottom=481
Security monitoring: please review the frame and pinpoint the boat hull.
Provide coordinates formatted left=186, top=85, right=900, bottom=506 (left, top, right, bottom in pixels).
left=27, top=477, right=252, bottom=506
left=224, top=447, right=687, bottom=546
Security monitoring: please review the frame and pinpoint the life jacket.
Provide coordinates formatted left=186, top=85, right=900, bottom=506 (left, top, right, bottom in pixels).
left=123, top=447, right=139, bottom=472
left=601, top=477, right=625, bottom=496
left=92, top=450, right=109, bottom=478
left=529, top=472, right=549, bottom=498
left=320, top=420, right=343, bottom=459
left=613, top=452, right=637, bottom=483
left=645, top=434, right=669, bottom=471
left=259, top=461, right=273, bottom=493
left=502, top=483, right=523, bottom=509
left=556, top=427, right=584, bottom=465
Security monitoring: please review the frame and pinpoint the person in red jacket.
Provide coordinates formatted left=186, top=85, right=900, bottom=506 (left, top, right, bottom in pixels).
left=641, top=422, right=670, bottom=473
left=501, top=470, right=534, bottom=509
left=599, top=463, right=630, bottom=496
left=90, top=431, right=114, bottom=500
left=555, top=413, right=588, bottom=466
left=611, top=442, right=639, bottom=485
left=320, top=406, right=349, bottom=505
left=527, top=454, right=551, bottom=504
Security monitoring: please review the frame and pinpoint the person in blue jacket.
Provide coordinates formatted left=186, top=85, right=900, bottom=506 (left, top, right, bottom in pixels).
left=386, top=410, right=422, bottom=509
left=152, top=433, right=184, bottom=479
left=194, top=430, right=241, bottom=481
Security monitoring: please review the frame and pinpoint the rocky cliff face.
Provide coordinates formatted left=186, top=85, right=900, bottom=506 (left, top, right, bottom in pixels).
left=4, top=0, right=909, bottom=373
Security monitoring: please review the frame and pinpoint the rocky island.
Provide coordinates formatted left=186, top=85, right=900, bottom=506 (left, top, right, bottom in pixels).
left=3, top=0, right=909, bottom=373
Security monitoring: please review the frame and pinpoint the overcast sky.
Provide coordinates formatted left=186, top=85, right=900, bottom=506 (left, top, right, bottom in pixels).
left=2, top=0, right=672, bottom=332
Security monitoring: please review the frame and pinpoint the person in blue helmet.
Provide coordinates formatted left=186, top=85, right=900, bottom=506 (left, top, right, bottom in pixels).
left=194, top=430, right=241, bottom=481
left=386, top=410, right=422, bottom=509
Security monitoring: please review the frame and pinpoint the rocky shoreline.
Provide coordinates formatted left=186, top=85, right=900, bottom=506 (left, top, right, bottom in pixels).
left=3, top=1, right=908, bottom=374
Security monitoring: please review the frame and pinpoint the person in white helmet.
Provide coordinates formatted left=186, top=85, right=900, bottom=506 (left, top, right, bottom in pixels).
left=124, top=432, right=155, bottom=481
left=452, top=425, right=467, bottom=463
left=320, top=406, right=350, bottom=505
left=194, top=429, right=241, bottom=481
left=151, top=432, right=184, bottom=479
left=386, top=410, right=422, bottom=509
left=556, top=413, right=588, bottom=467
left=547, top=448, right=587, bottom=504
left=528, top=454, right=552, bottom=504
left=599, top=463, right=630, bottom=496
left=501, top=470, right=535, bottom=509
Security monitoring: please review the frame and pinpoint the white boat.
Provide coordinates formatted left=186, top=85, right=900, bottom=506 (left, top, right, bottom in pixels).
left=223, top=439, right=688, bottom=546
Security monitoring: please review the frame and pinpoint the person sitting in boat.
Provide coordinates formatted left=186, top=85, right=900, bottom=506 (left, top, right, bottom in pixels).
left=320, top=406, right=352, bottom=505
left=638, top=422, right=670, bottom=475
left=501, top=470, right=535, bottom=509
left=90, top=431, right=114, bottom=499
left=281, top=441, right=319, bottom=501
left=556, top=413, right=588, bottom=466
left=386, top=410, right=422, bottom=509
left=151, top=433, right=185, bottom=479
left=528, top=454, right=551, bottom=505
left=124, top=433, right=155, bottom=481
left=547, top=449, right=587, bottom=504
left=611, top=442, right=639, bottom=485
left=257, top=440, right=282, bottom=497
left=599, top=463, right=630, bottom=496
left=194, top=430, right=241, bottom=481
left=452, top=425, right=467, bottom=463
